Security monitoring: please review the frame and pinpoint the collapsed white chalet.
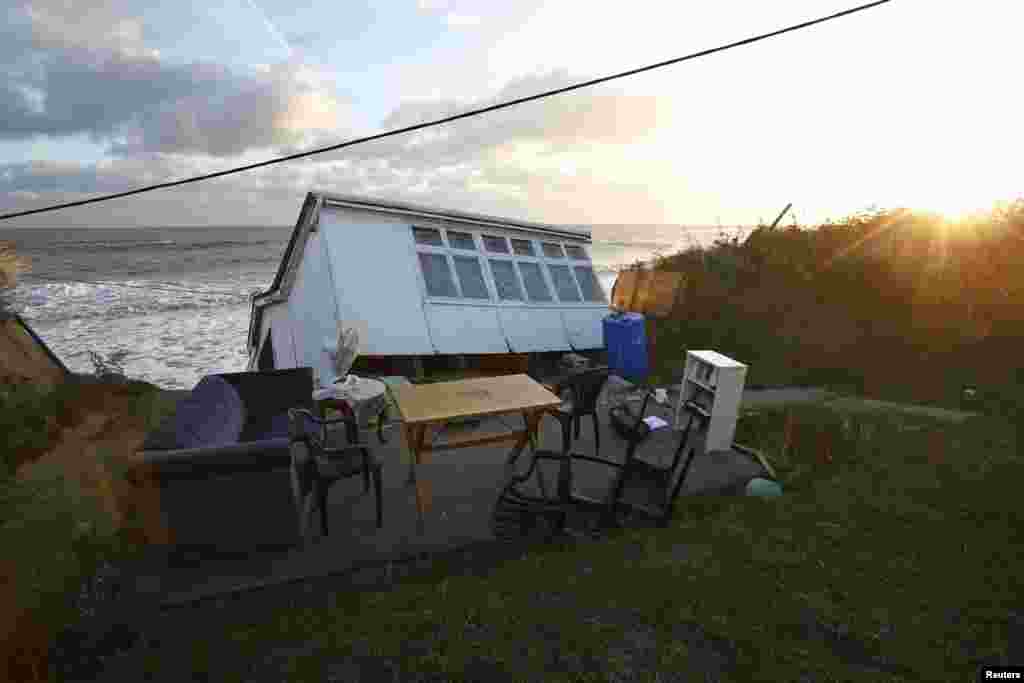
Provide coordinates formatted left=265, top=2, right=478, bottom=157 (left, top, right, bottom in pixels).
left=246, top=192, right=610, bottom=376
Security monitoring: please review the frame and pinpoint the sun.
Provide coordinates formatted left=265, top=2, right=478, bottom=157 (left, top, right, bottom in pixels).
left=898, top=165, right=1018, bottom=223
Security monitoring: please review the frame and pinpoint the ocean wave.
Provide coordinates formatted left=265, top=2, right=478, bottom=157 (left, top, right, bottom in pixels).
left=21, top=238, right=281, bottom=252
left=177, top=239, right=281, bottom=250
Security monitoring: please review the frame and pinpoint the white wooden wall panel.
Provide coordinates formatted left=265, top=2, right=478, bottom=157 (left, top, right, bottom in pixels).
left=266, top=304, right=299, bottom=368
left=561, top=309, right=609, bottom=350
left=499, top=308, right=571, bottom=352
left=319, top=209, right=434, bottom=355
left=424, top=304, right=509, bottom=354
left=285, top=231, right=337, bottom=376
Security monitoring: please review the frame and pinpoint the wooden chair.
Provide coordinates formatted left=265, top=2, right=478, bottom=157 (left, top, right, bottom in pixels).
left=287, top=408, right=384, bottom=540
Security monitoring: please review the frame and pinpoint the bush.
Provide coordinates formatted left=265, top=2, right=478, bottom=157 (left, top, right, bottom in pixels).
left=1, top=456, right=130, bottom=681
left=0, top=383, right=62, bottom=474
left=651, top=203, right=1024, bottom=408
left=0, top=375, right=175, bottom=680
left=0, top=241, right=30, bottom=317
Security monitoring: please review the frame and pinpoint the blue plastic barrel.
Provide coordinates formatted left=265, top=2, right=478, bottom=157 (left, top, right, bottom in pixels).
left=603, top=312, right=648, bottom=382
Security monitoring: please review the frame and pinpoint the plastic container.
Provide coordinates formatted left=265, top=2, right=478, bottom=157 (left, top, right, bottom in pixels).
left=745, top=477, right=783, bottom=498
left=603, top=312, right=648, bottom=382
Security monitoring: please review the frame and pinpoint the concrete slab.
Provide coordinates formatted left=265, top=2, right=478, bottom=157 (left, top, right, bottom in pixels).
left=135, top=406, right=769, bottom=607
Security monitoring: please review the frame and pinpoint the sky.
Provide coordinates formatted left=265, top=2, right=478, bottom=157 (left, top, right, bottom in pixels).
left=1, top=0, right=1022, bottom=237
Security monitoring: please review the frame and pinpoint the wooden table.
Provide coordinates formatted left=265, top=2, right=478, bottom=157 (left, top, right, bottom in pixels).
left=391, top=374, right=562, bottom=532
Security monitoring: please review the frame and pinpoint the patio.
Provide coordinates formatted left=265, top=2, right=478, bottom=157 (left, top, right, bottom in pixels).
left=127, top=398, right=770, bottom=609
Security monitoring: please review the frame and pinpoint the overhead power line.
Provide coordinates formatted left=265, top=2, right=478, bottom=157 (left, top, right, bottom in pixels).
left=0, top=0, right=891, bottom=223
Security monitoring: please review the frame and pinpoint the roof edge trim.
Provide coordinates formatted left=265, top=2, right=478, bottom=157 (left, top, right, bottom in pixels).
left=314, top=191, right=591, bottom=241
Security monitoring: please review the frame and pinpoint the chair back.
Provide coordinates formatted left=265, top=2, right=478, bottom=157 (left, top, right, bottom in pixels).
left=664, top=400, right=711, bottom=475
left=608, top=388, right=656, bottom=444
left=563, top=367, right=611, bottom=415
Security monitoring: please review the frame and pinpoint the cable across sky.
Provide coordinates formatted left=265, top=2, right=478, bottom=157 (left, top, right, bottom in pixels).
left=0, top=0, right=892, bottom=223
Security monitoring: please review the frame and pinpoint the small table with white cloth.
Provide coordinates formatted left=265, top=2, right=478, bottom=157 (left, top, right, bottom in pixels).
left=312, top=375, right=389, bottom=444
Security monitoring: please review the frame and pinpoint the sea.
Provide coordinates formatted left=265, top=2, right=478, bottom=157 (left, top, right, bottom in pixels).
left=4, top=225, right=744, bottom=389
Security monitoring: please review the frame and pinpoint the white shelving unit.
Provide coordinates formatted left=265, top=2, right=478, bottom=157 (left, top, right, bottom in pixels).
left=675, top=350, right=748, bottom=453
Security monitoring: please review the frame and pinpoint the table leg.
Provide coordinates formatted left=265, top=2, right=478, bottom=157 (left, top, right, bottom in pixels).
left=503, top=410, right=540, bottom=487
left=405, top=424, right=418, bottom=485
left=405, top=424, right=431, bottom=534
left=523, top=410, right=550, bottom=499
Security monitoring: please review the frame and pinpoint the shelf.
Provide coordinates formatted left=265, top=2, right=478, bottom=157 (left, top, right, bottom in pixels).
left=686, top=377, right=716, bottom=393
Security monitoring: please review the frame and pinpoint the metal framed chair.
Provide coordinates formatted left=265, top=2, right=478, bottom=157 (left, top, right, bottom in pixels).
left=601, top=392, right=711, bottom=527
left=287, top=408, right=384, bottom=540
left=542, top=366, right=611, bottom=457
left=489, top=392, right=711, bottom=541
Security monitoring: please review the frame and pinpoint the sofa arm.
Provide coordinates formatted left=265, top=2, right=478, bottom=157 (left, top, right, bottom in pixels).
left=132, top=438, right=292, bottom=482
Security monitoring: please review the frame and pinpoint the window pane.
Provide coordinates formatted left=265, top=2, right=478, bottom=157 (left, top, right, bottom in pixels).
left=418, top=252, right=457, bottom=297
left=542, top=242, right=565, bottom=258
left=413, top=227, right=443, bottom=246
left=483, top=235, right=510, bottom=253
left=511, top=238, right=535, bottom=256
left=447, top=230, right=476, bottom=250
left=490, top=260, right=523, bottom=301
left=518, top=262, right=552, bottom=302
left=574, top=265, right=606, bottom=303
left=565, top=244, right=587, bottom=260
left=549, top=264, right=581, bottom=302
left=453, top=256, right=489, bottom=299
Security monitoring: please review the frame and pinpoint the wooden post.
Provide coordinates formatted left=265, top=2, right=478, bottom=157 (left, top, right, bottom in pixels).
left=769, top=203, right=793, bottom=230
left=629, top=267, right=648, bottom=313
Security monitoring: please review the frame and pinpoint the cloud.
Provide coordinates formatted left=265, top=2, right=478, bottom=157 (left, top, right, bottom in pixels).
left=1, top=3, right=348, bottom=157
left=0, top=10, right=679, bottom=228
left=23, top=0, right=156, bottom=57
left=352, top=70, right=667, bottom=168
left=445, top=13, right=481, bottom=27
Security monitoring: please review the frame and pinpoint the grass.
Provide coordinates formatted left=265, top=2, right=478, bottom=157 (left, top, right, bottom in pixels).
left=98, top=401, right=1021, bottom=682
left=1, top=376, right=182, bottom=682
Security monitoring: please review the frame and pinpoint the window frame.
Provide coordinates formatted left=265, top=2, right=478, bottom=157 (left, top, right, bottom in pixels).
left=572, top=263, right=607, bottom=303
left=446, top=229, right=478, bottom=251
left=565, top=244, right=589, bottom=261
left=411, top=224, right=604, bottom=308
left=413, top=225, right=492, bottom=302
left=547, top=262, right=584, bottom=303
left=417, top=250, right=461, bottom=299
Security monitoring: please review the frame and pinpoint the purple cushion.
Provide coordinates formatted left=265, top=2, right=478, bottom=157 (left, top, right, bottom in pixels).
left=167, top=376, right=245, bottom=450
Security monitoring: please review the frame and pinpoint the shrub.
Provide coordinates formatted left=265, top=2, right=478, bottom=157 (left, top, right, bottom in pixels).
left=0, top=376, right=175, bottom=680
left=0, top=241, right=30, bottom=317
left=651, top=203, right=1024, bottom=408
left=1, top=456, right=127, bottom=681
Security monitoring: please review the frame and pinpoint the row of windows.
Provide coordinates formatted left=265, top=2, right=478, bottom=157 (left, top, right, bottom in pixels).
left=413, top=227, right=588, bottom=260
left=412, top=226, right=606, bottom=304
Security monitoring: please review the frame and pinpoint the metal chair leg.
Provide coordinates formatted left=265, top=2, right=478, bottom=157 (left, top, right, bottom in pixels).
left=301, top=492, right=316, bottom=542
left=373, top=466, right=383, bottom=528
left=362, top=450, right=371, bottom=493
left=601, top=440, right=639, bottom=527
left=318, top=482, right=330, bottom=537
left=560, top=417, right=573, bottom=454
left=592, top=413, right=600, bottom=457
